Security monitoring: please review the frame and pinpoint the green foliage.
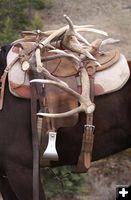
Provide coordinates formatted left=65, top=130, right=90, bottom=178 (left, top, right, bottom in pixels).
left=0, top=17, right=16, bottom=44
left=0, top=0, right=49, bottom=45
left=0, top=0, right=29, bottom=30
left=41, top=166, right=87, bottom=199
left=29, top=0, right=46, bottom=9
left=27, top=14, right=44, bottom=31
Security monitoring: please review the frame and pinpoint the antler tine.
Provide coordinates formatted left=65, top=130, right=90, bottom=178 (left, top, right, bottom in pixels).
left=36, top=67, right=69, bottom=84
left=42, top=25, right=94, bottom=36
left=30, top=79, right=82, bottom=100
left=31, top=78, right=95, bottom=117
left=37, top=106, right=84, bottom=118
left=39, top=26, right=67, bottom=47
left=49, top=49, right=80, bottom=62
left=64, top=14, right=74, bottom=32
left=75, top=32, right=91, bottom=46
left=64, top=14, right=91, bottom=46
left=76, top=27, right=108, bottom=36
left=31, top=79, right=95, bottom=117
left=101, top=38, right=120, bottom=46
left=41, top=54, right=66, bottom=61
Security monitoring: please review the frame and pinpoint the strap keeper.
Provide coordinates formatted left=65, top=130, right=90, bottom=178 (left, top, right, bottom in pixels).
left=84, top=124, right=95, bottom=133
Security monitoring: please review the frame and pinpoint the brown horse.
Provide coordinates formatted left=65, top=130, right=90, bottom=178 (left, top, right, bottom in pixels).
left=0, top=45, right=131, bottom=200
left=0, top=45, right=44, bottom=200
left=53, top=62, right=131, bottom=166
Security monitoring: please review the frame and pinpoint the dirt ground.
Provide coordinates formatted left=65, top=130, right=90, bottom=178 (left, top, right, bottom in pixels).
left=41, top=1, right=131, bottom=200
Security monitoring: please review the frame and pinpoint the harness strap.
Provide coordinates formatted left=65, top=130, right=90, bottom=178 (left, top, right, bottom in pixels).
left=74, top=115, right=94, bottom=173
left=74, top=71, right=95, bottom=173
left=0, top=72, right=7, bottom=110
left=30, top=71, right=40, bottom=200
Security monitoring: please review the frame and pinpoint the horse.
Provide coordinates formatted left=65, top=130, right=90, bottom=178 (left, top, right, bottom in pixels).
left=0, top=45, right=46, bottom=200
left=52, top=61, right=131, bottom=166
left=0, top=42, right=131, bottom=200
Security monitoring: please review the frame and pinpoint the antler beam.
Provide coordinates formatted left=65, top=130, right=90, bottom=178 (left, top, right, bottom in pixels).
left=30, top=67, right=95, bottom=117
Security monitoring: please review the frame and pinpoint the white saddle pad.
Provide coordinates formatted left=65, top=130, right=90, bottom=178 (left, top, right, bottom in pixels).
left=7, top=46, right=130, bottom=98
left=94, top=54, right=130, bottom=96
left=7, top=46, right=30, bottom=98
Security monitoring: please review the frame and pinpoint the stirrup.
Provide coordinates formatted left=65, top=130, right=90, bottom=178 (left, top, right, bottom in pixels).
left=43, top=131, right=58, bottom=161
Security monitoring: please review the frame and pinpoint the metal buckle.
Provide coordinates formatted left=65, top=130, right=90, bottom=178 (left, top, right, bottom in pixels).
left=84, top=124, right=95, bottom=133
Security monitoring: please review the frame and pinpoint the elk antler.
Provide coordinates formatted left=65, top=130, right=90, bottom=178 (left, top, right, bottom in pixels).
left=101, top=38, right=120, bottom=46
left=39, top=26, right=67, bottom=47
left=76, top=27, right=108, bottom=36
left=30, top=67, right=95, bottom=118
left=42, top=25, right=94, bottom=36
left=49, top=49, right=80, bottom=62
left=30, top=49, right=67, bottom=84
left=63, top=14, right=91, bottom=46
left=62, top=15, right=98, bottom=62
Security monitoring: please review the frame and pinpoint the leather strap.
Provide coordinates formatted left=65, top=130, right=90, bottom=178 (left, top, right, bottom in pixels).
left=0, top=72, right=8, bottom=110
left=74, top=114, right=94, bottom=173
left=74, top=70, right=95, bottom=173
left=30, top=71, right=40, bottom=200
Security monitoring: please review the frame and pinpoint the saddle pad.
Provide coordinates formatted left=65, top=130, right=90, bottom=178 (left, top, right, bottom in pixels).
left=7, top=45, right=130, bottom=98
left=94, top=54, right=130, bottom=96
left=7, top=46, right=31, bottom=98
